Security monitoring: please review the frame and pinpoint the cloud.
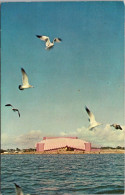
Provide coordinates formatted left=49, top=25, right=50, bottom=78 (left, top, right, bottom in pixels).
left=1, top=133, right=15, bottom=148
left=1, top=130, right=43, bottom=149
left=60, top=124, right=125, bottom=147
left=2, top=125, right=124, bottom=149
left=1, top=133, right=10, bottom=144
left=60, top=131, right=67, bottom=136
left=15, top=130, right=43, bottom=149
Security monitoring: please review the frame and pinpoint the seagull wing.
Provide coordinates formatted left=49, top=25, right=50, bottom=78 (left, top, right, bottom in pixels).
left=119, top=125, right=122, bottom=130
left=111, top=124, right=118, bottom=128
left=54, top=38, right=62, bottom=42
left=36, top=35, right=49, bottom=42
left=111, top=124, right=122, bottom=130
left=18, top=110, right=21, bottom=117
left=36, top=35, right=51, bottom=48
left=85, top=106, right=96, bottom=124
left=5, top=104, right=14, bottom=108
left=116, top=124, right=122, bottom=130
left=13, top=109, right=20, bottom=117
left=14, top=183, right=24, bottom=195
left=21, top=68, right=29, bottom=86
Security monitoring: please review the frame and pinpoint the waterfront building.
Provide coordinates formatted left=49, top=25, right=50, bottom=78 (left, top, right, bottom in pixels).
left=36, top=137, right=99, bottom=152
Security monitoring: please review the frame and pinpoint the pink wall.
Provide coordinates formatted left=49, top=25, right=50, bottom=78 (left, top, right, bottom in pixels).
left=36, top=143, right=44, bottom=152
left=85, top=143, right=91, bottom=152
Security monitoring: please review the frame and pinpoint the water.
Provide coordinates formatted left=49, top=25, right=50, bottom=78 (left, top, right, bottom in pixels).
left=1, top=154, right=124, bottom=194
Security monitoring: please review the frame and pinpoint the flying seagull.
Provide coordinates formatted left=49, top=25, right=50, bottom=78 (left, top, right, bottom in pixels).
left=14, top=183, right=24, bottom=195
left=85, top=106, right=102, bottom=130
left=110, top=124, right=122, bottom=130
left=14, top=183, right=30, bottom=195
left=5, top=104, right=20, bottom=117
left=19, top=68, right=34, bottom=90
left=36, top=35, right=62, bottom=50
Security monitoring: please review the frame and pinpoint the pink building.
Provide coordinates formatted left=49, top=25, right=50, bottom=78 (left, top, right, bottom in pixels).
left=36, top=137, right=98, bottom=152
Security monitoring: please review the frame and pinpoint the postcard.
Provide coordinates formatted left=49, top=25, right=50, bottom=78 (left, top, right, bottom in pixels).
left=1, top=1, right=124, bottom=194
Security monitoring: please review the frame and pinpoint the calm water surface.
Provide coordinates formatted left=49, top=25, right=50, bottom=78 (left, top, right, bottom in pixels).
left=1, top=154, right=124, bottom=194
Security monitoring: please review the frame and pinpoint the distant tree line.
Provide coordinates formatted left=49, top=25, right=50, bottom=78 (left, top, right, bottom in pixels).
left=0, top=149, right=6, bottom=153
left=101, top=146, right=125, bottom=149
left=0, top=148, right=36, bottom=153
left=1, top=146, right=124, bottom=153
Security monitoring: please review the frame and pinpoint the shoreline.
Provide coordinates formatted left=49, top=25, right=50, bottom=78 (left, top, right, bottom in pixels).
left=1, top=149, right=125, bottom=155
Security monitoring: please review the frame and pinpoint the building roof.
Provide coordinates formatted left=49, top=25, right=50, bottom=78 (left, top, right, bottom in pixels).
left=43, top=136, right=78, bottom=140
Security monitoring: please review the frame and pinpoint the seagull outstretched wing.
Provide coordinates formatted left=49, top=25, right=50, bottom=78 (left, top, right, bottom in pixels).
left=21, top=68, right=29, bottom=87
left=5, top=104, right=14, bottom=108
left=54, top=38, right=62, bottom=42
left=17, top=110, right=20, bottom=117
left=111, top=124, right=122, bottom=130
left=36, top=35, right=51, bottom=48
left=14, top=183, right=24, bottom=195
left=36, top=35, right=49, bottom=42
left=12, top=109, right=20, bottom=117
left=85, top=106, right=96, bottom=124
left=14, top=183, right=30, bottom=195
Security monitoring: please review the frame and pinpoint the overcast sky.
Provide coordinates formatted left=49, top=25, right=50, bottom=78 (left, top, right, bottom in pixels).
left=1, top=1, right=124, bottom=149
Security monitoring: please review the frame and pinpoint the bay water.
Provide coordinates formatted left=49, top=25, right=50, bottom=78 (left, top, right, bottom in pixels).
left=1, top=154, right=124, bottom=194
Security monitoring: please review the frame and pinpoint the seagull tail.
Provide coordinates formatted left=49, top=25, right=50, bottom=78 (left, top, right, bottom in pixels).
left=30, top=85, right=34, bottom=88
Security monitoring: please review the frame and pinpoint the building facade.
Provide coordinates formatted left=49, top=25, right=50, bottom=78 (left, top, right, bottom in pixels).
left=36, top=137, right=96, bottom=152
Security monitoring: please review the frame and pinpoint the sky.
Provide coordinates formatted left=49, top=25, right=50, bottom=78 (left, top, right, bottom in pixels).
left=1, top=1, right=124, bottom=149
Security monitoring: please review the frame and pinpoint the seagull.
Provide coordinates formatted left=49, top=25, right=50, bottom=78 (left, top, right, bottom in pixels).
left=5, top=104, right=20, bottom=117
left=85, top=106, right=102, bottom=130
left=14, top=183, right=24, bottom=195
left=110, top=124, right=122, bottom=130
left=19, top=68, right=34, bottom=90
left=14, top=183, right=30, bottom=195
left=36, top=35, right=62, bottom=50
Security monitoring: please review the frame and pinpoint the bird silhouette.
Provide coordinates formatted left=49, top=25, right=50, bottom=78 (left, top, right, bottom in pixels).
left=5, top=104, right=20, bottom=117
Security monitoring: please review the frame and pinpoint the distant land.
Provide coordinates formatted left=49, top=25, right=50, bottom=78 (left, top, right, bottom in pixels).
left=1, top=147, right=125, bottom=155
